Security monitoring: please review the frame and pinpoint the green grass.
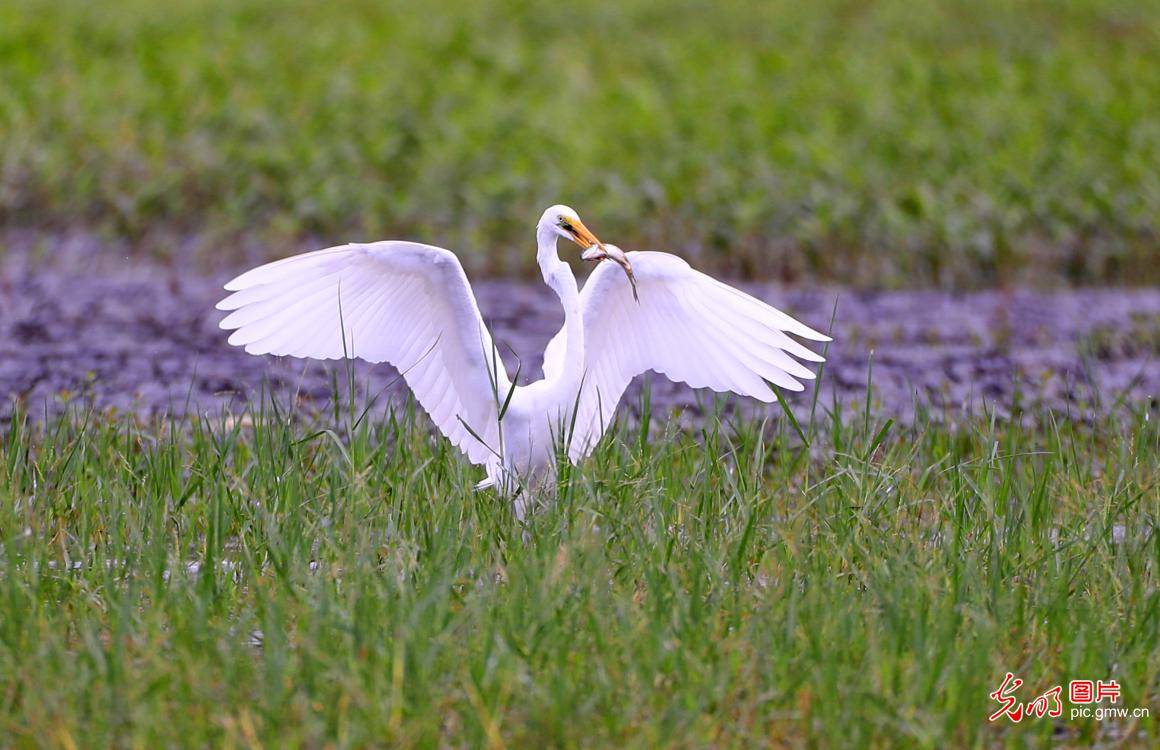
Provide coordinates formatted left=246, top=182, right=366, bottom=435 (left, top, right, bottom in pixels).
left=1, top=0, right=1157, bottom=285
left=1, top=389, right=1156, bottom=747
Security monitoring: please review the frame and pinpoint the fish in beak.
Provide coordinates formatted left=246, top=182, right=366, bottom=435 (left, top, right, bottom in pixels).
left=581, top=242, right=638, bottom=302
left=563, top=216, right=602, bottom=252
left=562, top=217, right=639, bottom=302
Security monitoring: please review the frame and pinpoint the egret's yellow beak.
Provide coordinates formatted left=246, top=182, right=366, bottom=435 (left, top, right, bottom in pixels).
left=564, top=218, right=603, bottom=251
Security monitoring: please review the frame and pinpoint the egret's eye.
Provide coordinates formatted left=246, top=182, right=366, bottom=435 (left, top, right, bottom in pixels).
left=559, top=218, right=572, bottom=230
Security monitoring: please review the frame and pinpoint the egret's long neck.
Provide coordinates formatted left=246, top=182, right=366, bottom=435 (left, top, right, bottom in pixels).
left=537, top=225, right=584, bottom=389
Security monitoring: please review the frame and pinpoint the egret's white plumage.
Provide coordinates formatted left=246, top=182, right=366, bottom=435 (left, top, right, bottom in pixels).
left=217, top=205, right=829, bottom=509
left=543, top=247, right=828, bottom=462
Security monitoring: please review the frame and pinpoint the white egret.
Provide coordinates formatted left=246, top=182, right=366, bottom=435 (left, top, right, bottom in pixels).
left=217, top=205, right=830, bottom=512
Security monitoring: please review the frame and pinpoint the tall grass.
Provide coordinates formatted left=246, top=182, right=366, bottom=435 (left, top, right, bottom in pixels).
left=1, top=387, right=1155, bottom=747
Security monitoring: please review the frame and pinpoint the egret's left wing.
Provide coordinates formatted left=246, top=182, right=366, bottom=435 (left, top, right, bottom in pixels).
left=544, top=251, right=829, bottom=460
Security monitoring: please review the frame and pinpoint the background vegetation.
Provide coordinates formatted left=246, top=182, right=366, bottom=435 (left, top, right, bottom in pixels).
left=2, top=0, right=1157, bottom=284
left=2, top=393, right=1156, bottom=747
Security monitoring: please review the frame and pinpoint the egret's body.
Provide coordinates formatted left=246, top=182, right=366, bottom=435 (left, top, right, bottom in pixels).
left=218, top=206, right=829, bottom=512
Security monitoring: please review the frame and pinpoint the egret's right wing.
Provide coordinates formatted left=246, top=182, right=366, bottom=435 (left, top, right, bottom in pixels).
left=545, top=251, right=829, bottom=460
left=217, top=242, right=510, bottom=465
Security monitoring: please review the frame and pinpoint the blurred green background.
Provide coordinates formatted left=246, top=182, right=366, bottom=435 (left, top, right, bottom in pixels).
left=1, top=0, right=1157, bottom=285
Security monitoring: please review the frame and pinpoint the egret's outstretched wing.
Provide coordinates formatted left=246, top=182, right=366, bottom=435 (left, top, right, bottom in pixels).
left=217, top=242, right=510, bottom=465
left=544, top=251, right=829, bottom=460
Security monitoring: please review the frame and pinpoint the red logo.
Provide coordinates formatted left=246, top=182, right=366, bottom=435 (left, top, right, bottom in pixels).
left=1096, top=680, right=1121, bottom=704
left=989, top=672, right=1025, bottom=723
left=991, top=674, right=1121, bottom=723
left=1027, top=686, right=1063, bottom=719
left=1070, top=680, right=1095, bottom=704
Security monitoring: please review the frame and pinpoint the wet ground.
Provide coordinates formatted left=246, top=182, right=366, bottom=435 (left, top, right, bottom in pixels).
left=1, top=252, right=1157, bottom=425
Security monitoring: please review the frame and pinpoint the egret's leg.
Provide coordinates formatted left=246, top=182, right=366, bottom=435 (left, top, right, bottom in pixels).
left=512, top=487, right=531, bottom=523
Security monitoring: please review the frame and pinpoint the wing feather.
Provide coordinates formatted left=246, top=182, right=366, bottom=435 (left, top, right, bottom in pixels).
left=565, top=251, right=828, bottom=460
left=217, top=242, right=509, bottom=465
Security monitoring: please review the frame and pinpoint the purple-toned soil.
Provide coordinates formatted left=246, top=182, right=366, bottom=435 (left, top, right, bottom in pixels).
left=1, top=253, right=1156, bottom=425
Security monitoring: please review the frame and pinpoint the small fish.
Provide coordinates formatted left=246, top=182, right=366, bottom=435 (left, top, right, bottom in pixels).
left=581, top=243, right=639, bottom=302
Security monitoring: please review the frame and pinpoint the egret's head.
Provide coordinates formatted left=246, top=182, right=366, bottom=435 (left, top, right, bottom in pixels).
left=539, top=204, right=603, bottom=250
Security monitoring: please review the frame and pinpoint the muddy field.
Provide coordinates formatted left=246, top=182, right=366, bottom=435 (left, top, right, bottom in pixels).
left=2, top=252, right=1157, bottom=426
